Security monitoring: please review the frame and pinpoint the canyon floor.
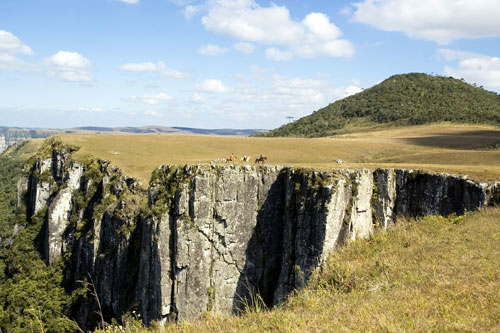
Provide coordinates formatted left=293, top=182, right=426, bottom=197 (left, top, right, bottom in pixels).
left=45, top=123, right=500, bottom=183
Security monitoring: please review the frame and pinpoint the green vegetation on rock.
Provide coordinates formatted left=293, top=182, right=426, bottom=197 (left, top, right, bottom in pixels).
left=0, top=143, right=78, bottom=332
left=259, top=73, right=500, bottom=137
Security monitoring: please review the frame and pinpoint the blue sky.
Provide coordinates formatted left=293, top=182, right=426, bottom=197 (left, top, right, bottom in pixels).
left=1, top=0, right=500, bottom=129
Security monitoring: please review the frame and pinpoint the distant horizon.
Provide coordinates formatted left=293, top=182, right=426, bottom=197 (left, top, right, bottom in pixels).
left=0, top=124, right=268, bottom=131
left=1, top=0, right=500, bottom=129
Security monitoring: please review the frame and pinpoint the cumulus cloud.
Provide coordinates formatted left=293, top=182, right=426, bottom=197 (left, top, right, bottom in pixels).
left=234, top=42, right=255, bottom=54
left=200, top=0, right=354, bottom=60
left=196, top=79, right=231, bottom=93
left=271, top=76, right=328, bottom=105
left=43, top=51, right=91, bottom=82
left=0, top=30, right=33, bottom=55
left=237, top=74, right=365, bottom=120
left=344, top=85, right=363, bottom=97
left=265, top=48, right=293, bottom=61
left=119, top=61, right=189, bottom=79
left=131, top=92, right=173, bottom=105
left=439, top=48, right=500, bottom=89
left=351, top=0, right=500, bottom=44
left=0, top=30, right=33, bottom=70
left=120, top=0, right=139, bottom=4
left=198, top=44, right=228, bottom=56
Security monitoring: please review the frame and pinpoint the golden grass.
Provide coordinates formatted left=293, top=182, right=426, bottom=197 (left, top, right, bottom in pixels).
left=107, top=207, right=500, bottom=332
left=53, top=124, right=500, bottom=183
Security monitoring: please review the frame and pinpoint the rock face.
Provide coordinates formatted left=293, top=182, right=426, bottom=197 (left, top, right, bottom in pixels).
left=0, top=128, right=58, bottom=154
left=46, top=162, right=83, bottom=264
left=21, top=144, right=499, bottom=328
left=134, top=165, right=491, bottom=323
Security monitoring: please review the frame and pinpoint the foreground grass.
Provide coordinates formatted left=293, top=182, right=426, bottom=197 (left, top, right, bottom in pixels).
left=56, top=123, right=500, bottom=183
left=109, top=207, right=500, bottom=332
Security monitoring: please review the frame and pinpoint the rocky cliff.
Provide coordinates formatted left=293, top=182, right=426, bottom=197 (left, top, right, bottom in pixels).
left=0, top=127, right=59, bottom=153
left=17, top=141, right=498, bottom=328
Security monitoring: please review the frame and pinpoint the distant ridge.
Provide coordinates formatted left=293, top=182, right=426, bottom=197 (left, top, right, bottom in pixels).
left=0, top=126, right=264, bottom=153
left=72, top=125, right=264, bottom=136
left=259, top=73, right=500, bottom=137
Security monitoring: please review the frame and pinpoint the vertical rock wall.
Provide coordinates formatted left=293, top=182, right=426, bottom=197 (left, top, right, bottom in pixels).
left=21, top=145, right=497, bottom=326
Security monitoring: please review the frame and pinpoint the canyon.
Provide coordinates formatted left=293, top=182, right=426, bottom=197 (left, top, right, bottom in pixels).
left=17, top=141, right=499, bottom=328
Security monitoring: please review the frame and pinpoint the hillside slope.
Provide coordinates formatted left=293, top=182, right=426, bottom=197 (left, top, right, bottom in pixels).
left=260, top=73, right=500, bottom=137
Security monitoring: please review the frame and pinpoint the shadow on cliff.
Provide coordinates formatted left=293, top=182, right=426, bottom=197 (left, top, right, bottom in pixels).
left=233, top=170, right=334, bottom=312
left=233, top=171, right=286, bottom=312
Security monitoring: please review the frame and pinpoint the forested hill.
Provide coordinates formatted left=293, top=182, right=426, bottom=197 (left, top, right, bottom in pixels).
left=259, top=73, right=500, bottom=137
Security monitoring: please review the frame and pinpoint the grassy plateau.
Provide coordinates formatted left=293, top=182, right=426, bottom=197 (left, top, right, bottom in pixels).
left=54, top=123, right=500, bottom=183
left=8, top=122, right=500, bottom=332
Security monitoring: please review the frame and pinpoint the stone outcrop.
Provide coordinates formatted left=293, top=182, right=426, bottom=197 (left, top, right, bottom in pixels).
left=46, top=162, right=83, bottom=264
left=0, top=128, right=58, bottom=154
left=134, top=165, right=492, bottom=323
left=20, top=144, right=499, bottom=328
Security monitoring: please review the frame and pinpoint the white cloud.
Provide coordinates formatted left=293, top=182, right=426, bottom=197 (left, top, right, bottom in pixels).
left=344, top=85, right=363, bottom=97
left=43, top=51, right=91, bottom=82
left=198, top=44, right=228, bottom=56
left=119, top=61, right=189, bottom=79
left=340, top=6, right=353, bottom=16
left=191, top=93, right=208, bottom=103
left=235, top=74, right=367, bottom=124
left=265, top=48, right=293, bottom=61
left=0, top=30, right=33, bottom=55
left=201, top=0, right=354, bottom=59
left=0, top=54, right=25, bottom=70
left=351, top=0, right=500, bottom=44
left=184, top=5, right=202, bottom=20
left=439, top=48, right=500, bottom=89
left=234, top=42, right=255, bottom=54
left=295, top=13, right=355, bottom=58
left=271, top=76, right=327, bottom=105
left=0, top=30, right=33, bottom=70
left=131, top=92, right=173, bottom=105
left=120, top=0, right=139, bottom=3
left=119, top=62, right=158, bottom=72
left=196, top=79, right=231, bottom=93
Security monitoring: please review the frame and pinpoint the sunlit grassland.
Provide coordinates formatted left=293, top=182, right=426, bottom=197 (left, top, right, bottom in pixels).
left=54, top=123, right=500, bottom=183
left=104, top=207, right=500, bottom=332
left=171, top=207, right=500, bottom=332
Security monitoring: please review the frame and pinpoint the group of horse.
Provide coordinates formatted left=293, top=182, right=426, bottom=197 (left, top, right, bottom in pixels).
left=225, top=154, right=267, bottom=164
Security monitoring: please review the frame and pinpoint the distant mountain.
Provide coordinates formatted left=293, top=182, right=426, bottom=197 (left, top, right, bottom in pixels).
left=71, top=126, right=264, bottom=136
left=258, top=73, right=500, bottom=137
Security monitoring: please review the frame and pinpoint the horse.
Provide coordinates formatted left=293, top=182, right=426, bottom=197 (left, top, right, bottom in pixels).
left=255, top=155, right=267, bottom=164
left=241, top=155, right=251, bottom=162
left=226, top=154, right=237, bottom=162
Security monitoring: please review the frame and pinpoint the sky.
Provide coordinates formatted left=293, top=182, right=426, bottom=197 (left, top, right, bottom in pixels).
left=1, top=0, right=500, bottom=130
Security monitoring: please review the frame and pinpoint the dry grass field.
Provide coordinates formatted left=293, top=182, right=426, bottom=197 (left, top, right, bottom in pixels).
left=168, top=207, right=500, bottom=332
left=51, top=123, right=500, bottom=183
left=105, top=207, right=500, bottom=332
left=15, top=124, right=500, bottom=332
